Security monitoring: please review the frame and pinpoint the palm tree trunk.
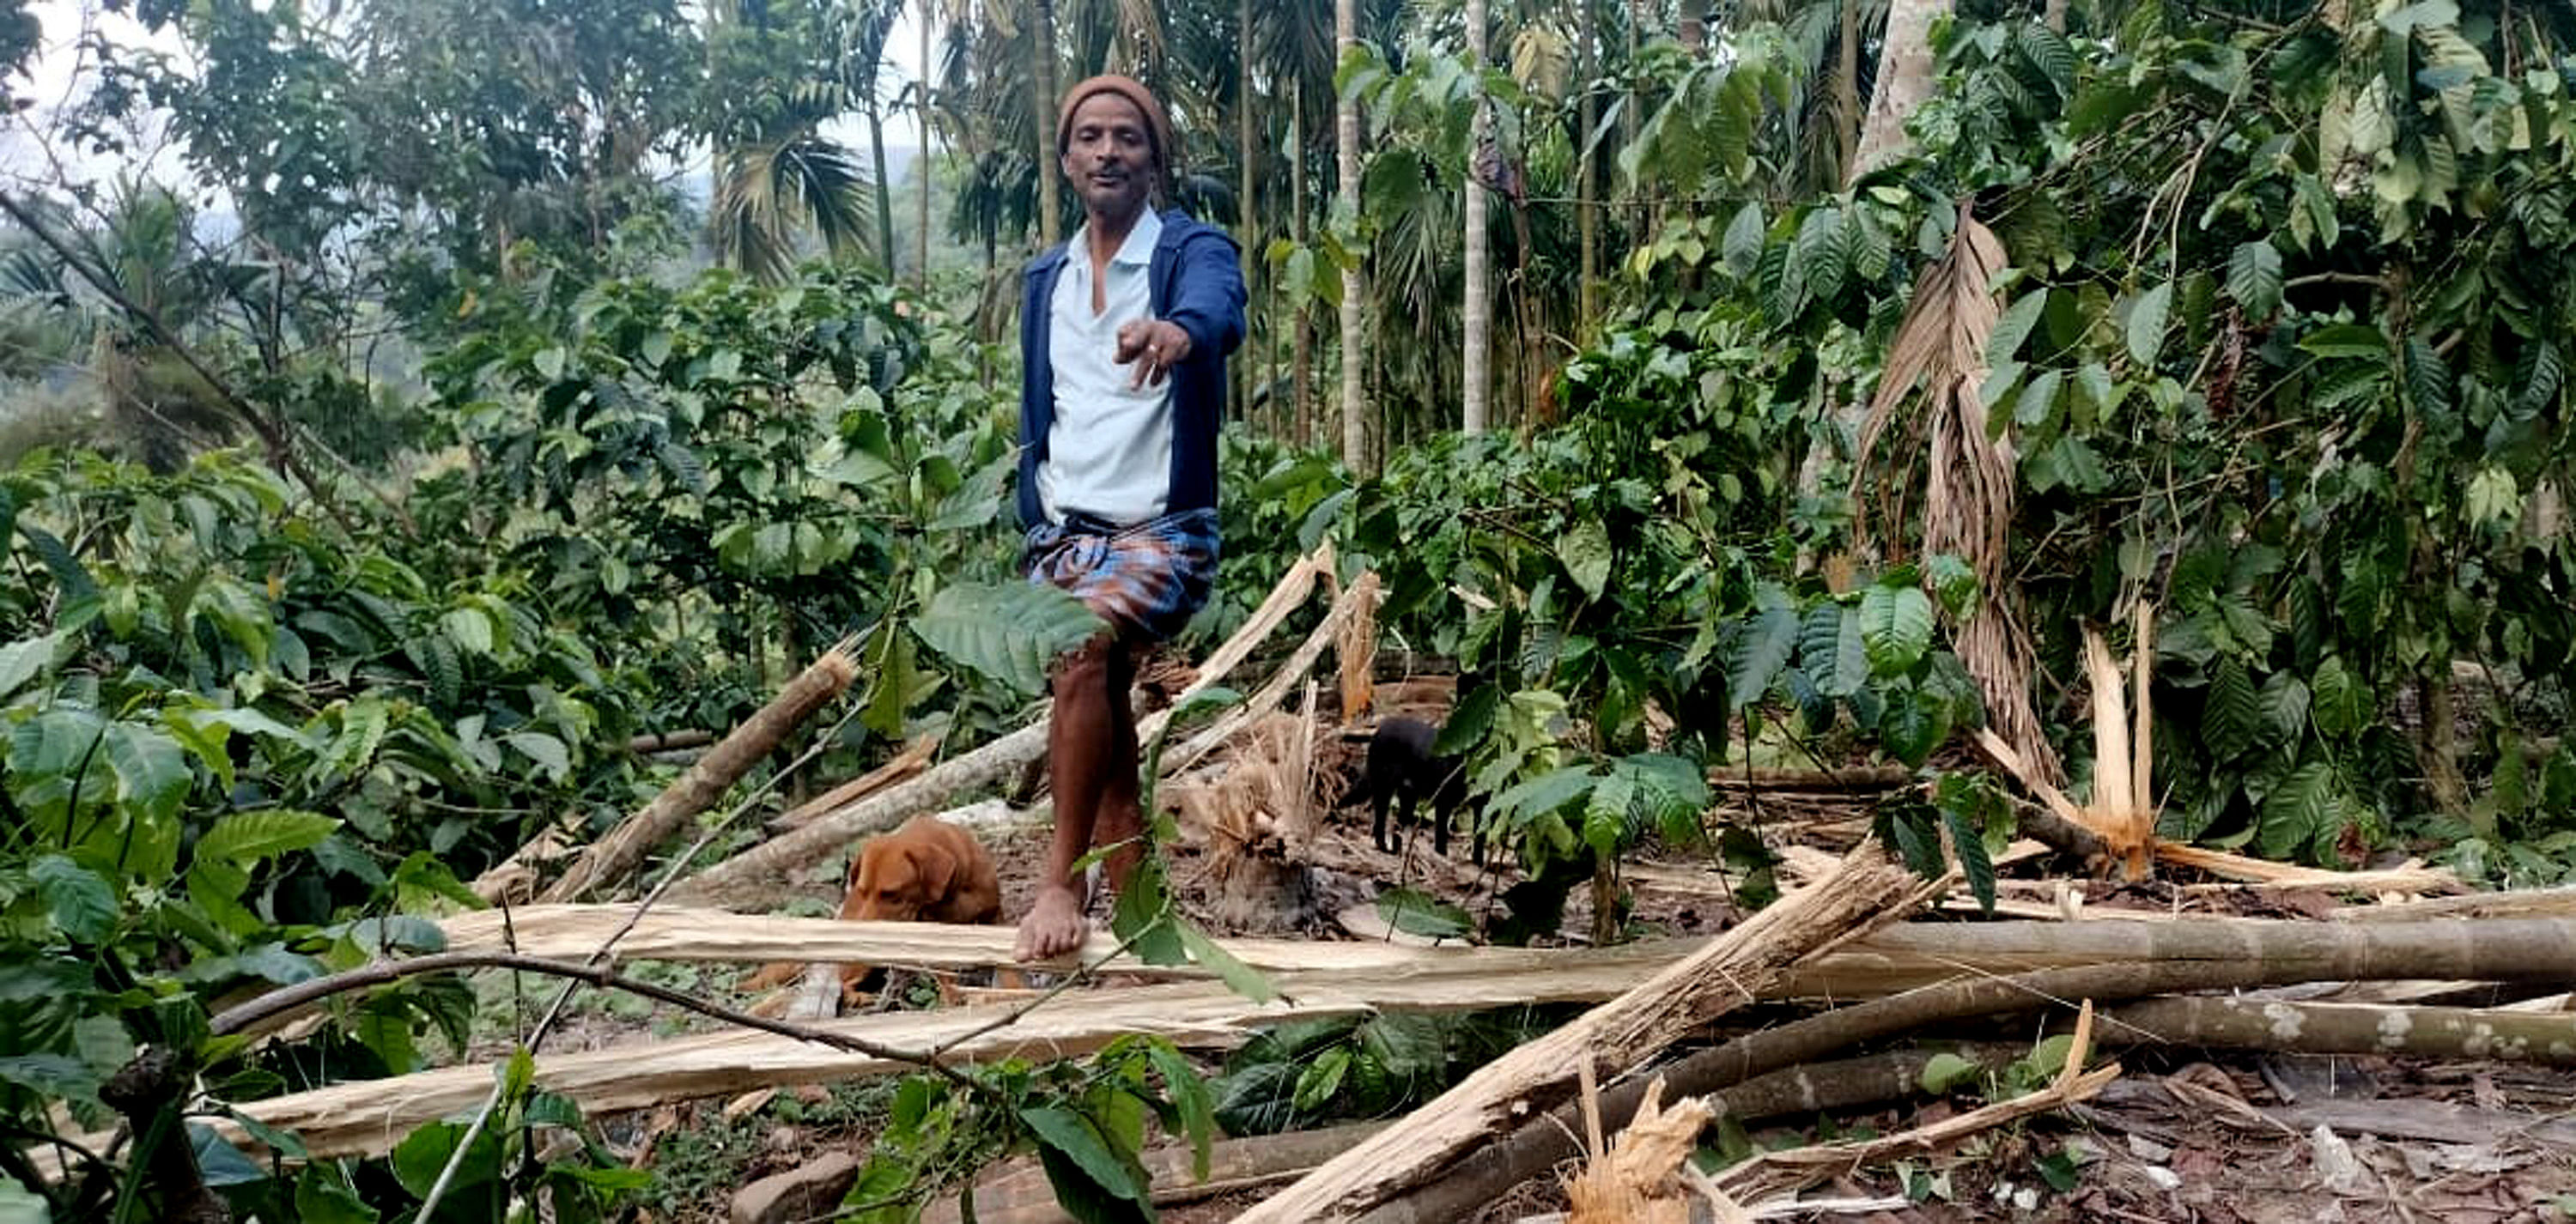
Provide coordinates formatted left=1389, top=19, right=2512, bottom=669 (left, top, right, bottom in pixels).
left=1577, top=0, right=1597, bottom=335
left=1292, top=78, right=1314, bottom=449
left=1850, top=0, right=1948, bottom=185
left=1461, top=0, right=1490, bottom=435
left=1336, top=0, right=1367, bottom=471
left=916, top=9, right=933, bottom=288
left=1836, top=0, right=1862, bottom=183
left=1237, top=0, right=1257, bottom=430
left=1035, top=0, right=1061, bottom=246
left=868, top=101, right=899, bottom=273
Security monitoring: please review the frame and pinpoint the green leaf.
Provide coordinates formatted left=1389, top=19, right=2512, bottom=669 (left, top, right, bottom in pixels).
left=1145, top=1041, right=1217, bottom=1181
left=1721, top=203, right=1765, bottom=276
left=912, top=581, right=1105, bottom=698
left=1798, top=605, right=1853, bottom=698
left=1177, top=921, right=1278, bottom=1003
left=2202, top=657, right=2263, bottom=761
left=191, top=1122, right=267, bottom=1188
left=0, top=630, right=69, bottom=700
left=1019, top=1106, right=1153, bottom=1212
left=2298, top=324, right=2387, bottom=359
left=2124, top=283, right=2173, bottom=367
left=1490, top=764, right=1597, bottom=827
left=1989, top=288, right=2049, bottom=366
left=1921, top=1051, right=1981, bottom=1094
left=2464, top=467, right=2519, bottom=528
left=501, top=730, right=572, bottom=782
left=1885, top=806, right=1942, bottom=879
left=2259, top=672, right=2312, bottom=743
left=440, top=608, right=495, bottom=655
left=2257, top=762, right=2335, bottom=859
left=1926, top=555, right=1981, bottom=620
left=104, top=723, right=190, bottom=826
left=1291, top=1048, right=1352, bottom=1114
left=1583, top=773, right=1637, bottom=857
left=2311, top=656, right=2366, bottom=738
left=1944, top=807, right=1997, bottom=912
left=2227, top=241, right=2284, bottom=321
left=1374, top=887, right=1473, bottom=940
left=1879, top=685, right=1949, bottom=768
left=197, top=810, right=341, bottom=864
left=1557, top=518, right=1613, bottom=601
left=32, top=855, right=116, bottom=944
left=1727, top=599, right=1800, bottom=706
left=1860, top=583, right=1935, bottom=676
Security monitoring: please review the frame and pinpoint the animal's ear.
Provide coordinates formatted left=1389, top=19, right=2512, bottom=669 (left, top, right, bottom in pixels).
left=912, top=842, right=957, bottom=897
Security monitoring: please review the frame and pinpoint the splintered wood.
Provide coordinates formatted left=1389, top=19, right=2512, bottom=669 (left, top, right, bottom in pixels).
left=1232, top=843, right=1929, bottom=1223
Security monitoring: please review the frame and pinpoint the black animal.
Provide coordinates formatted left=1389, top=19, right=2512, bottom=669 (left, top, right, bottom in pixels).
left=1366, top=716, right=1476, bottom=859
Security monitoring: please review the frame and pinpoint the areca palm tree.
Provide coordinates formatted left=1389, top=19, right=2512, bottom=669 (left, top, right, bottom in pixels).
left=701, top=0, right=890, bottom=281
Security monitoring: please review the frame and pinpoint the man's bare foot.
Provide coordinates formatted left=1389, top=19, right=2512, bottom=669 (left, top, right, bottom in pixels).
left=1014, top=884, right=1089, bottom=961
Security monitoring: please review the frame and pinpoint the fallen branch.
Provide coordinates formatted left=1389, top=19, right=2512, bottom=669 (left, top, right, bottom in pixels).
left=1162, top=570, right=1377, bottom=778
left=539, top=643, right=860, bottom=901
left=2157, top=842, right=2460, bottom=892
left=767, top=734, right=938, bottom=833
left=1715, top=1004, right=2115, bottom=1203
left=1235, top=843, right=1931, bottom=1223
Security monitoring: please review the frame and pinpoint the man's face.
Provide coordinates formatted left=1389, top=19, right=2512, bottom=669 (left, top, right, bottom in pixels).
left=1060, top=93, right=1155, bottom=223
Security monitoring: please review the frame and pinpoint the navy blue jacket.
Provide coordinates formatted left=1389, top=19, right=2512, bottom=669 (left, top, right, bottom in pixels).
left=1016, top=209, right=1248, bottom=530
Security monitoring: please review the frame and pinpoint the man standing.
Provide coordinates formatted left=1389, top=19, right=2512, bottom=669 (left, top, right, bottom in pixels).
left=1013, top=76, right=1246, bottom=960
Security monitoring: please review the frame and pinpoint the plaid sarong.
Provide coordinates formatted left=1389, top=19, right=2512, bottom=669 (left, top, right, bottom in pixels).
left=1021, top=508, right=1220, bottom=643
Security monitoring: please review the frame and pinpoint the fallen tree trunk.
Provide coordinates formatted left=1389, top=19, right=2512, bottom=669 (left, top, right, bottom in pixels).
left=169, top=943, right=1688, bottom=1162
left=2085, top=995, right=2576, bottom=1065
left=541, top=645, right=860, bottom=902
left=437, top=907, right=2576, bottom=1003
left=1356, top=918, right=2576, bottom=1223
left=669, top=546, right=1339, bottom=909
left=1233, top=842, right=1929, bottom=1223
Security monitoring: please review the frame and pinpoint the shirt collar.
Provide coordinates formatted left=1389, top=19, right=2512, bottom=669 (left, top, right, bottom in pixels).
left=1069, top=209, right=1163, bottom=271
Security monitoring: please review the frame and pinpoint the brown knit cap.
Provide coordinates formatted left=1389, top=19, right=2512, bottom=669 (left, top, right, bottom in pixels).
left=1055, top=74, right=1174, bottom=179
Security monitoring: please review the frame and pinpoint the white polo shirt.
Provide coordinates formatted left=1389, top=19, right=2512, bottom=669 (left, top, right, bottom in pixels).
left=1036, top=210, right=1174, bottom=527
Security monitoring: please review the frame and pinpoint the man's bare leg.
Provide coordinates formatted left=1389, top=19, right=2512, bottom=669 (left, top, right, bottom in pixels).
left=1017, top=637, right=1120, bottom=960
left=1092, top=642, right=1145, bottom=890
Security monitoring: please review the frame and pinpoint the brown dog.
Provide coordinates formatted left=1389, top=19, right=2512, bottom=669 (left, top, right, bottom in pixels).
left=739, top=816, right=1002, bottom=1003
left=835, top=815, right=1002, bottom=997
left=840, top=815, right=1003, bottom=924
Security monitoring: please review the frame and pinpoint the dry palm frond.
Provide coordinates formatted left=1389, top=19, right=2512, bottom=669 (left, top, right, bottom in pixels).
left=1853, top=201, right=2059, bottom=786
